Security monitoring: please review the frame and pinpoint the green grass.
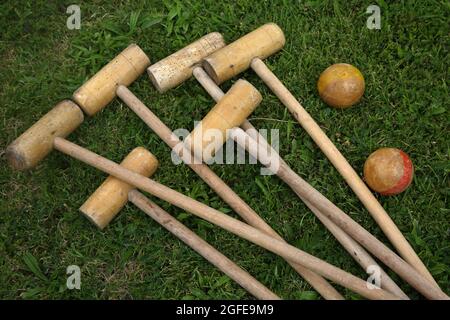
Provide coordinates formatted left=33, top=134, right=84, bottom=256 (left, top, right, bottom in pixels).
left=0, top=0, right=448, bottom=299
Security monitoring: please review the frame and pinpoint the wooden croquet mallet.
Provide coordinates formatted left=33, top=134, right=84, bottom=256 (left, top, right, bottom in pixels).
left=145, top=35, right=342, bottom=299
left=6, top=43, right=445, bottom=299
left=6, top=101, right=410, bottom=300
left=4, top=44, right=278, bottom=299
left=5, top=44, right=150, bottom=170
left=190, top=67, right=407, bottom=299
left=167, top=80, right=447, bottom=299
left=66, top=40, right=340, bottom=299
left=202, top=23, right=438, bottom=287
left=148, top=36, right=406, bottom=298
left=79, top=146, right=280, bottom=300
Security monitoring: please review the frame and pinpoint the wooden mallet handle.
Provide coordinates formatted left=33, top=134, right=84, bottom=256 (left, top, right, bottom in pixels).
left=53, top=137, right=413, bottom=300
left=129, top=190, right=280, bottom=300
left=227, top=128, right=446, bottom=299
left=193, top=66, right=407, bottom=298
left=117, top=85, right=343, bottom=300
left=81, top=146, right=280, bottom=300
left=146, top=39, right=344, bottom=300
left=250, top=57, right=438, bottom=287
left=202, top=23, right=437, bottom=286
left=231, top=127, right=408, bottom=298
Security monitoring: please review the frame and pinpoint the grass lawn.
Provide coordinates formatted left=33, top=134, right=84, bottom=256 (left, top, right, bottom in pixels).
left=0, top=0, right=448, bottom=299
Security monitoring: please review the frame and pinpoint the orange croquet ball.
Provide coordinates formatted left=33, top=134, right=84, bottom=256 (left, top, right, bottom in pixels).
left=317, top=63, right=365, bottom=108
left=363, top=148, right=414, bottom=196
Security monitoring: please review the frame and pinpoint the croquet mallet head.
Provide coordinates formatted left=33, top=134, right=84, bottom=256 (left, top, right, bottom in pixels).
left=6, top=100, right=84, bottom=170
left=80, top=147, right=159, bottom=229
left=185, top=79, right=262, bottom=162
left=7, top=44, right=151, bottom=170
left=147, top=32, right=225, bottom=93
left=203, top=23, right=285, bottom=84
left=73, top=44, right=151, bottom=116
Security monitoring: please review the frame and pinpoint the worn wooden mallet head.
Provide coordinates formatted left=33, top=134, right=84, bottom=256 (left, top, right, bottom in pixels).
left=6, top=44, right=151, bottom=171
left=203, top=23, right=285, bottom=85
left=73, top=44, right=151, bottom=116
left=201, top=23, right=440, bottom=288
left=147, top=32, right=225, bottom=93
left=4, top=100, right=444, bottom=300
left=78, top=147, right=280, bottom=300
left=184, top=80, right=262, bottom=162
left=80, top=147, right=158, bottom=229
left=6, top=100, right=84, bottom=170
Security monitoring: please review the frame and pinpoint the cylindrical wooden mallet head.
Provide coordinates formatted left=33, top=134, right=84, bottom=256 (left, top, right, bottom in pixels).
left=147, top=32, right=225, bottom=93
left=186, top=79, right=262, bottom=162
left=80, top=147, right=159, bottom=229
left=73, top=44, right=151, bottom=116
left=6, top=100, right=84, bottom=170
left=203, top=23, right=285, bottom=84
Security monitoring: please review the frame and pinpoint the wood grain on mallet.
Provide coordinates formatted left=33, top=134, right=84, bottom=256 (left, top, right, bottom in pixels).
left=202, top=23, right=439, bottom=288
left=117, top=85, right=343, bottom=299
left=147, top=32, right=225, bottom=93
left=53, top=137, right=411, bottom=300
left=129, top=191, right=280, bottom=300
left=203, top=23, right=285, bottom=84
left=186, top=79, right=261, bottom=162
left=80, top=146, right=279, bottom=299
left=73, top=44, right=150, bottom=116
left=6, top=100, right=84, bottom=170
left=80, top=147, right=158, bottom=229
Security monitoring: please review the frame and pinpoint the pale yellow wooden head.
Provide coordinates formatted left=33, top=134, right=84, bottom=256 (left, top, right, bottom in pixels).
left=80, top=147, right=159, bottom=229
left=185, top=79, right=262, bottom=162
left=203, top=23, right=285, bottom=84
left=6, top=100, right=84, bottom=170
left=147, top=32, right=226, bottom=93
left=73, top=44, right=151, bottom=116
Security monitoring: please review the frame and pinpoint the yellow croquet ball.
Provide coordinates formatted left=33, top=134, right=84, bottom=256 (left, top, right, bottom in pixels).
left=317, top=63, right=365, bottom=108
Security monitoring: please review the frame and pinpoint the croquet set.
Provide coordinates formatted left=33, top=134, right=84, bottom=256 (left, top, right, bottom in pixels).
left=6, top=23, right=448, bottom=300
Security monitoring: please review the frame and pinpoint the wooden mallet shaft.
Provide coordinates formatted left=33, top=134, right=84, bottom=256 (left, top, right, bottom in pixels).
left=80, top=147, right=279, bottom=300
left=130, top=191, right=280, bottom=300
left=147, top=35, right=343, bottom=300
left=6, top=98, right=279, bottom=299
left=179, top=68, right=446, bottom=299
left=192, top=67, right=407, bottom=299
left=202, top=23, right=438, bottom=287
left=117, top=85, right=343, bottom=300
left=228, top=128, right=445, bottom=299
left=1, top=101, right=429, bottom=298
left=124, top=107, right=342, bottom=297
left=53, top=137, right=403, bottom=300
left=4, top=94, right=340, bottom=297
left=166, top=80, right=439, bottom=299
